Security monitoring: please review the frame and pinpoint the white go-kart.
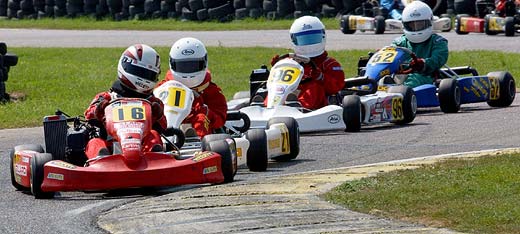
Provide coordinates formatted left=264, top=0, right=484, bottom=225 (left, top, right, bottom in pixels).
left=154, top=80, right=300, bottom=172
left=227, top=53, right=416, bottom=132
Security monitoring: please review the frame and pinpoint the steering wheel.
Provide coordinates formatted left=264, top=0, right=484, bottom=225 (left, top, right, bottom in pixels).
left=162, top=127, right=185, bottom=152
left=275, top=53, right=318, bottom=69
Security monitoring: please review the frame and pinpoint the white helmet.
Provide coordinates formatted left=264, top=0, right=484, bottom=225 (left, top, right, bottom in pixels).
left=289, top=16, right=326, bottom=58
left=402, top=1, right=433, bottom=43
left=169, top=37, right=208, bottom=88
left=117, top=44, right=161, bottom=95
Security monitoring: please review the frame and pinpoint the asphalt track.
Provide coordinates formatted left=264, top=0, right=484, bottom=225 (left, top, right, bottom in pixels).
left=0, top=29, right=519, bottom=233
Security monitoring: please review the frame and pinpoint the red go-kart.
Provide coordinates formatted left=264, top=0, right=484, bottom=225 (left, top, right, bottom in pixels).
left=10, top=98, right=237, bottom=199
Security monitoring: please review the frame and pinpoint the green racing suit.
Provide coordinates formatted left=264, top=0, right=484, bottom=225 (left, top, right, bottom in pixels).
left=391, top=33, right=449, bottom=88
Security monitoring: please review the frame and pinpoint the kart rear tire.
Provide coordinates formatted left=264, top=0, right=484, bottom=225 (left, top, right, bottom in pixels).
left=388, top=85, right=416, bottom=124
left=504, top=16, right=515, bottom=37
left=30, top=153, right=55, bottom=199
left=244, top=128, right=268, bottom=171
left=342, top=95, right=361, bottom=132
left=9, top=149, right=28, bottom=191
left=484, top=14, right=498, bottom=35
left=267, top=117, right=299, bottom=161
left=340, top=14, right=356, bottom=34
left=438, top=78, right=461, bottom=113
left=454, top=14, right=469, bottom=35
left=374, top=15, right=385, bottom=34
left=11, top=145, right=44, bottom=191
left=205, top=140, right=236, bottom=183
left=487, top=71, right=516, bottom=107
left=15, top=144, right=45, bottom=154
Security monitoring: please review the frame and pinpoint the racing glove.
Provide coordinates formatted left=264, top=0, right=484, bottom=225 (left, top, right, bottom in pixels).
left=151, top=101, right=164, bottom=122
left=302, top=64, right=323, bottom=82
left=410, top=58, right=426, bottom=73
left=93, top=96, right=109, bottom=122
left=270, top=54, right=280, bottom=66
left=192, top=113, right=211, bottom=138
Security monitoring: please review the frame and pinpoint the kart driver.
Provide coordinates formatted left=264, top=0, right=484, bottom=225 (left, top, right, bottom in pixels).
left=269, top=15, right=345, bottom=110
left=84, top=44, right=166, bottom=159
left=390, top=0, right=448, bottom=88
left=156, top=37, right=227, bottom=138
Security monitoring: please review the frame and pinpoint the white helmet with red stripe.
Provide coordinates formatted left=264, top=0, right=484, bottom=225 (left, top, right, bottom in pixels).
left=117, top=44, right=161, bottom=95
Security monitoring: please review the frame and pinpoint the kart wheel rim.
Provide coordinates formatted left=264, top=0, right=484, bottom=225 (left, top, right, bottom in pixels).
left=411, top=94, right=417, bottom=115
left=455, top=86, right=461, bottom=106
left=508, top=79, right=516, bottom=100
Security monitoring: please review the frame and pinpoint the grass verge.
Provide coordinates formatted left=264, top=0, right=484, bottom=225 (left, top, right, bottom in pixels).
left=1, top=47, right=519, bottom=129
left=324, top=153, right=520, bottom=234
left=0, top=17, right=340, bottom=30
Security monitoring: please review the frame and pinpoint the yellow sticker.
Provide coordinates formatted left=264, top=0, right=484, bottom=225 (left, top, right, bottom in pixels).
left=111, top=106, right=146, bottom=122
left=269, top=67, right=301, bottom=85
left=392, top=97, right=404, bottom=120
left=166, top=87, right=187, bottom=108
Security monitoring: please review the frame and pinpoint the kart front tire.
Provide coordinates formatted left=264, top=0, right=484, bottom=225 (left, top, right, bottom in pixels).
left=205, top=140, right=236, bottom=183
left=30, top=153, right=55, bottom=199
left=267, top=117, right=300, bottom=161
left=388, top=85, right=417, bottom=124
left=484, top=14, right=499, bottom=35
left=504, top=17, right=515, bottom=37
left=438, top=78, right=461, bottom=113
left=340, top=15, right=356, bottom=34
left=487, top=71, right=516, bottom=107
left=454, top=14, right=469, bottom=35
left=342, top=95, right=362, bottom=132
left=374, top=15, right=385, bottom=34
left=201, top=133, right=232, bottom=149
left=244, top=128, right=268, bottom=171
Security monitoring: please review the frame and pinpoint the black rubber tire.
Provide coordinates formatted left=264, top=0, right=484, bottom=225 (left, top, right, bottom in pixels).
left=196, top=7, right=207, bottom=20
left=484, top=14, right=498, bottom=35
left=234, top=6, right=247, bottom=19
left=248, top=7, right=261, bottom=18
left=202, top=0, right=225, bottom=9
left=388, top=85, right=416, bottom=124
left=267, top=117, right=299, bottom=161
left=342, top=95, right=362, bottom=132
left=181, top=6, right=196, bottom=20
left=208, top=1, right=233, bottom=19
left=204, top=140, right=236, bottom=183
left=30, top=153, right=55, bottom=199
left=0, top=42, right=6, bottom=55
left=454, top=14, right=469, bottom=34
left=486, top=71, right=516, bottom=107
left=234, top=0, right=244, bottom=9
left=244, top=128, right=268, bottom=172
left=374, top=15, right=385, bottom=34
left=438, top=78, right=461, bottom=113
left=10, top=149, right=28, bottom=191
left=276, top=0, right=291, bottom=16
left=504, top=16, right=515, bottom=37
left=262, top=0, right=273, bottom=11
left=201, top=133, right=232, bottom=150
left=188, top=0, right=202, bottom=11
left=340, top=14, right=356, bottom=34
left=245, top=0, right=261, bottom=9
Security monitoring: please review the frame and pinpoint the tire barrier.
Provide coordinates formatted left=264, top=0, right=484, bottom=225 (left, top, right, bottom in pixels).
left=0, top=42, right=18, bottom=103
left=0, top=0, right=366, bottom=20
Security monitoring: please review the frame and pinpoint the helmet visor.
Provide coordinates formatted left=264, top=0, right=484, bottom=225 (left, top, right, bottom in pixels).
left=403, top=20, right=432, bottom=32
left=291, top=29, right=325, bottom=46
left=121, top=59, right=159, bottom=82
left=170, top=56, right=207, bottom=74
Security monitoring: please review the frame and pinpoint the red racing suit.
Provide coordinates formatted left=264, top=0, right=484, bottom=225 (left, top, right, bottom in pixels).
left=84, top=80, right=166, bottom=159
left=291, top=51, right=345, bottom=110
left=157, top=69, right=228, bottom=138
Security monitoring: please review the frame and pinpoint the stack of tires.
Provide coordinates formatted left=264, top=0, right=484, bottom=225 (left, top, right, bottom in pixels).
left=1, top=0, right=356, bottom=20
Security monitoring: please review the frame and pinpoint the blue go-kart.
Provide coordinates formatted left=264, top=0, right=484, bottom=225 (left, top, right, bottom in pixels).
left=355, top=46, right=516, bottom=113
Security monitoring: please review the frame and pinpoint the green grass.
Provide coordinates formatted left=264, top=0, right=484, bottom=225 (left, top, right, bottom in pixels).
left=1, top=47, right=519, bottom=129
left=324, top=153, right=520, bottom=234
left=0, top=17, right=340, bottom=30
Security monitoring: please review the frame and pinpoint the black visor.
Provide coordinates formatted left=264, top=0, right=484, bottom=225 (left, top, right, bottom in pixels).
left=121, top=59, right=159, bottom=82
left=403, top=19, right=432, bottom=32
left=170, top=55, right=207, bottom=73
